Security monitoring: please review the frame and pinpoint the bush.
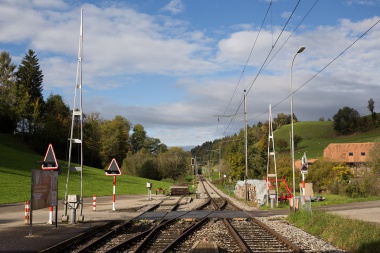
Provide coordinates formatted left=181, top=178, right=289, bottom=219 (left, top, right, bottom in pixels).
left=329, top=180, right=348, bottom=195
left=344, top=173, right=380, bottom=198
left=345, top=181, right=366, bottom=198
left=161, top=178, right=174, bottom=183
left=359, top=173, right=380, bottom=197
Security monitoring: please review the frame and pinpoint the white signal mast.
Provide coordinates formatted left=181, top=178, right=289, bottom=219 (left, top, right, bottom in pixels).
left=62, top=9, right=84, bottom=222
left=266, top=104, right=279, bottom=207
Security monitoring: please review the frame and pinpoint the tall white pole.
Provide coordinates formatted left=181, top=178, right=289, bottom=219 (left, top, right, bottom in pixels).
left=244, top=89, right=248, bottom=201
left=290, top=46, right=305, bottom=211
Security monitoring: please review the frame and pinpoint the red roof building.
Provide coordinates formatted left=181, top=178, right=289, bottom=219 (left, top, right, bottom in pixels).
left=323, top=142, right=375, bottom=176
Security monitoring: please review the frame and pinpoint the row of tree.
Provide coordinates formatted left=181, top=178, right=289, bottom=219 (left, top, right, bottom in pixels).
left=0, top=50, right=191, bottom=181
left=333, top=100, right=377, bottom=135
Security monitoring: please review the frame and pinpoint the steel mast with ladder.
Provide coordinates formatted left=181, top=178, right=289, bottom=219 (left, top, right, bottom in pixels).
left=62, top=9, right=84, bottom=222
left=266, top=104, right=279, bottom=207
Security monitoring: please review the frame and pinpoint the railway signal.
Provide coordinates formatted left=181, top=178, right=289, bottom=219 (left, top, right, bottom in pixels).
left=39, top=144, right=58, bottom=171
left=104, top=158, right=121, bottom=211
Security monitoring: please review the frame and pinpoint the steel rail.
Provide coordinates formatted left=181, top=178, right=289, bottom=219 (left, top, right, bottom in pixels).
left=201, top=175, right=305, bottom=253
left=75, top=202, right=162, bottom=253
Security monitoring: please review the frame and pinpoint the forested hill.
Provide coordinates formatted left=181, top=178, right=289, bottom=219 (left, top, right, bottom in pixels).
left=193, top=120, right=380, bottom=167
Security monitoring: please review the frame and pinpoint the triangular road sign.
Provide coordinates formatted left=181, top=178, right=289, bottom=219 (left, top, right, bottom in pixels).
left=104, top=158, right=121, bottom=176
left=41, top=144, right=58, bottom=170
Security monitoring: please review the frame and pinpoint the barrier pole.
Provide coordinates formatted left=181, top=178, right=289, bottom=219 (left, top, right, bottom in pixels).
left=47, top=206, right=53, bottom=224
left=24, top=200, right=30, bottom=225
left=302, top=173, right=306, bottom=201
left=92, top=194, right=96, bottom=211
left=112, top=176, right=116, bottom=211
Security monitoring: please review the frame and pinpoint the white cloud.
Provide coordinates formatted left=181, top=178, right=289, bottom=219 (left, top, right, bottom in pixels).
left=161, top=0, right=185, bottom=15
left=1, top=1, right=380, bottom=146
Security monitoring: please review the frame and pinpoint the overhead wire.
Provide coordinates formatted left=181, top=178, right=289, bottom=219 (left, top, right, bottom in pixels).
left=262, top=0, right=319, bottom=71
left=249, top=18, right=380, bottom=122
left=219, top=0, right=301, bottom=136
left=245, top=0, right=301, bottom=95
left=215, top=0, right=273, bottom=137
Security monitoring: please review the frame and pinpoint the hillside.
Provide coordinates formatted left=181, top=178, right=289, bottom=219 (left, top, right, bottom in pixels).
left=274, top=121, right=380, bottom=159
left=0, top=134, right=172, bottom=204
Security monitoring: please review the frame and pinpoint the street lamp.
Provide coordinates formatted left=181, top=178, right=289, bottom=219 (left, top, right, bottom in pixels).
left=290, top=46, right=305, bottom=211
left=244, top=90, right=248, bottom=201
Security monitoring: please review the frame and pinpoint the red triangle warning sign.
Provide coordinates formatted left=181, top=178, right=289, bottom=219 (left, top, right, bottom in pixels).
left=42, top=144, right=58, bottom=170
left=104, top=158, right=121, bottom=176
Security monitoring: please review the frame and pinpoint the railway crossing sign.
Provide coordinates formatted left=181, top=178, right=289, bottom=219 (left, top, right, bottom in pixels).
left=301, top=152, right=308, bottom=174
left=104, top=158, right=121, bottom=176
left=41, top=144, right=58, bottom=170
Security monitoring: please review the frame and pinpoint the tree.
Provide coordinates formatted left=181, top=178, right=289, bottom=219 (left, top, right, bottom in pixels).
left=274, top=113, right=291, bottom=129
left=145, top=137, right=168, bottom=154
left=84, top=112, right=103, bottom=167
left=333, top=106, right=360, bottom=135
left=43, top=94, right=71, bottom=156
left=131, top=123, right=147, bottom=153
left=366, top=142, right=380, bottom=176
left=0, top=51, right=17, bottom=133
left=293, top=134, right=303, bottom=149
left=157, top=147, right=188, bottom=180
left=367, top=98, right=376, bottom=123
left=367, top=98, right=375, bottom=115
left=122, top=150, right=159, bottom=179
left=15, top=49, right=44, bottom=137
left=99, top=115, right=131, bottom=167
left=224, top=134, right=246, bottom=181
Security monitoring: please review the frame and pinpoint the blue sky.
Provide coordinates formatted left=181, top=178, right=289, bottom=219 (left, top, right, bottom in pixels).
left=1, top=0, right=380, bottom=147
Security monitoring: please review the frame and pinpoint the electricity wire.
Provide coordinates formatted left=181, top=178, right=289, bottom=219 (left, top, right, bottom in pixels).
left=249, top=18, right=380, bottom=122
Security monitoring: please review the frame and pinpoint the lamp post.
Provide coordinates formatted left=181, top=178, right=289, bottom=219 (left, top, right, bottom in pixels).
left=290, top=46, right=305, bottom=211
left=243, top=89, right=248, bottom=201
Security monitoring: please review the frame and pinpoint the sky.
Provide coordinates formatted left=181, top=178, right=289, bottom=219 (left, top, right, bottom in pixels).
left=1, top=0, right=380, bottom=147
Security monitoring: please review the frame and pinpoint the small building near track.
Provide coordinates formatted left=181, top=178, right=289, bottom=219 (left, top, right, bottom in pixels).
left=234, top=179, right=267, bottom=205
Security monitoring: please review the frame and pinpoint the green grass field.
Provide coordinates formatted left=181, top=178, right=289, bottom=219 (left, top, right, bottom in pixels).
left=2, top=121, right=380, bottom=205
left=274, top=121, right=380, bottom=159
left=0, top=133, right=172, bottom=204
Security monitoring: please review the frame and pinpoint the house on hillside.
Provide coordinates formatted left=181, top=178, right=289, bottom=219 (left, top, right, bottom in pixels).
left=323, top=142, right=375, bottom=176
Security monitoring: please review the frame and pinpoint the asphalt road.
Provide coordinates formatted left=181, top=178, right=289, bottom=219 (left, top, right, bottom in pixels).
left=317, top=200, right=380, bottom=225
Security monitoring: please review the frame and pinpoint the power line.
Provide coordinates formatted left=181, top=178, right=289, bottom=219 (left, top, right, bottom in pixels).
left=215, top=0, right=274, bottom=138
left=218, top=0, right=302, bottom=136
left=249, top=18, right=380, bottom=122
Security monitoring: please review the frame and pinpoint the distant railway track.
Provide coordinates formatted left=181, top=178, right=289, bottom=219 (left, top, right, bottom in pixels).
left=62, top=176, right=304, bottom=253
left=200, top=176, right=304, bottom=253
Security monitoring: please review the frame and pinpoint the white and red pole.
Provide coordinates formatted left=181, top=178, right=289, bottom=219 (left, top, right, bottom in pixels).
left=47, top=206, right=54, bottom=224
left=302, top=173, right=306, bottom=201
left=92, top=194, right=97, bottom=211
left=112, top=176, right=116, bottom=211
left=24, top=200, right=30, bottom=225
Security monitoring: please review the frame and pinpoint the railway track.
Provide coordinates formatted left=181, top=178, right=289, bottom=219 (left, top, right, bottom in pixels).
left=199, top=176, right=304, bottom=253
left=64, top=176, right=305, bottom=252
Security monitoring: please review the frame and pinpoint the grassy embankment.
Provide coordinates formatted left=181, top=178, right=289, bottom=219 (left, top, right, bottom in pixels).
left=288, top=210, right=380, bottom=253
left=274, top=121, right=380, bottom=159
left=0, top=133, right=172, bottom=204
